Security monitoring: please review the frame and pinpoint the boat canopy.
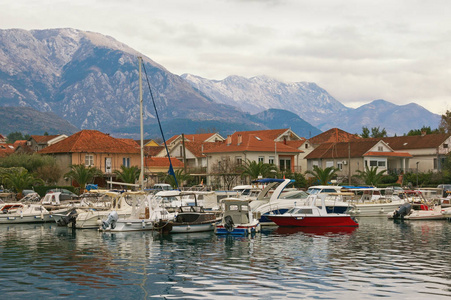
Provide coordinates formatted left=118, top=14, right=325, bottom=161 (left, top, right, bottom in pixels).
left=252, top=178, right=289, bottom=184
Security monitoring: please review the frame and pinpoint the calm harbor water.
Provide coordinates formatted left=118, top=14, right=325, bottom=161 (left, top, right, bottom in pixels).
left=1, top=218, right=450, bottom=299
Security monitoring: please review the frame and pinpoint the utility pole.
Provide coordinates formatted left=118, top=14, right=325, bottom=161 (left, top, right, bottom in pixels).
left=182, top=133, right=187, bottom=174
left=348, top=142, right=351, bottom=185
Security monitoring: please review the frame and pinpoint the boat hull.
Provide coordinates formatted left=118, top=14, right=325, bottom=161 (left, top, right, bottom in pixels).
left=103, top=218, right=173, bottom=232
left=268, top=215, right=358, bottom=227
left=349, top=202, right=405, bottom=217
left=215, top=223, right=261, bottom=236
left=171, top=222, right=216, bottom=233
left=0, top=214, right=53, bottom=224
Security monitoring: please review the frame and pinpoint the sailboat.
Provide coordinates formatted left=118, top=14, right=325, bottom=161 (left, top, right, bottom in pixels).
left=101, top=56, right=174, bottom=233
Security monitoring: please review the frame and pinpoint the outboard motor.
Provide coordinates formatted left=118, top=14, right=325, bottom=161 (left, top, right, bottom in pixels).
left=393, top=203, right=412, bottom=219
left=102, top=211, right=119, bottom=230
left=57, top=209, right=78, bottom=227
left=224, top=215, right=234, bottom=232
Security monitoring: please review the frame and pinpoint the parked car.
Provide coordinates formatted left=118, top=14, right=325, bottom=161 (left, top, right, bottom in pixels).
left=46, top=188, right=78, bottom=201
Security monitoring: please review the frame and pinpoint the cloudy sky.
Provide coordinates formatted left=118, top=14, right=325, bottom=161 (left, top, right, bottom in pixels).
left=1, top=0, right=450, bottom=114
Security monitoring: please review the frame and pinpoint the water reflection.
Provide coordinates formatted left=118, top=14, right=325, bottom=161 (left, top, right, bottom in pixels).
left=0, top=219, right=450, bottom=299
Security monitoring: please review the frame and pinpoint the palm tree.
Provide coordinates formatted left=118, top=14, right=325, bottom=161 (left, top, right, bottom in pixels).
left=114, top=165, right=140, bottom=184
left=3, top=169, right=43, bottom=199
left=240, top=160, right=277, bottom=180
left=64, top=164, right=103, bottom=194
left=355, top=166, right=386, bottom=186
left=305, top=165, right=339, bottom=185
left=164, top=169, right=191, bottom=188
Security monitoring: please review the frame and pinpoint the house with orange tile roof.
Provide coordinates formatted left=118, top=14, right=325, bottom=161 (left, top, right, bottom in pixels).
left=27, top=134, right=68, bottom=152
left=165, top=133, right=224, bottom=146
left=0, top=143, right=15, bottom=158
left=0, top=134, right=7, bottom=143
left=381, top=133, right=451, bottom=172
left=308, top=128, right=361, bottom=146
left=155, top=133, right=225, bottom=173
left=144, top=157, right=184, bottom=174
left=38, top=130, right=140, bottom=186
left=203, top=129, right=303, bottom=185
left=305, top=139, right=412, bottom=182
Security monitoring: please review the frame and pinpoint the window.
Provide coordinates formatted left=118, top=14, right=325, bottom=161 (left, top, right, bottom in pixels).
left=179, top=146, right=183, bottom=156
left=235, top=156, right=242, bottom=165
left=434, top=157, right=446, bottom=170
left=370, top=160, right=377, bottom=167
left=269, top=156, right=275, bottom=165
left=85, top=154, right=93, bottom=166
left=305, top=144, right=309, bottom=149
left=123, top=157, right=130, bottom=167
left=258, top=156, right=264, bottom=163
left=326, top=161, right=333, bottom=168
left=279, top=158, right=291, bottom=171
left=105, top=157, right=112, bottom=173
left=444, top=144, right=448, bottom=149
left=337, top=162, right=343, bottom=170
left=378, top=146, right=383, bottom=151
left=378, top=161, right=386, bottom=167
left=312, top=161, right=319, bottom=167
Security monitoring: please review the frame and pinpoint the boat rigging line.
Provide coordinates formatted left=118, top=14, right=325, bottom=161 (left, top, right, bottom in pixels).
left=140, top=59, right=179, bottom=189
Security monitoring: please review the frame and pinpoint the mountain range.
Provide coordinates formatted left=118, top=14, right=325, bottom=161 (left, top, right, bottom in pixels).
left=0, top=28, right=441, bottom=139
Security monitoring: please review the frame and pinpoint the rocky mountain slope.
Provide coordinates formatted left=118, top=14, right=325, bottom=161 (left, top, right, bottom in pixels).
left=0, top=28, right=439, bottom=139
left=182, top=74, right=441, bottom=135
left=182, top=74, right=348, bottom=125
left=0, top=107, right=79, bottom=135
left=0, top=28, right=265, bottom=137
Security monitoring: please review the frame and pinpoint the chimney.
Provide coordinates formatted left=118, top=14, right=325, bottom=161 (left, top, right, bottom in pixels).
left=237, top=134, right=242, bottom=145
left=227, top=135, right=232, bottom=145
left=421, top=130, right=427, bottom=136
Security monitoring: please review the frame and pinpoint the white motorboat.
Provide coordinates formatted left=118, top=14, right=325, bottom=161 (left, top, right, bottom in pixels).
left=0, top=201, right=52, bottom=224
left=388, top=201, right=451, bottom=220
left=171, top=205, right=220, bottom=233
left=101, top=192, right=173, bottom=232
left=249, top=179, right=351, bottom=225
left=56, top=191, right=131, bottom=229
left=215, top=198, right=261, bottom=236
left=346, top=187, right=406, bottom=217
left=267, top=194, right=359, bottom=227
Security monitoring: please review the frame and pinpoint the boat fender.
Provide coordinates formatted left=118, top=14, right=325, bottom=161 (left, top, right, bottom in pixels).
left=102, top=211, right=119, bottom=230
left=224, top=215, right=234, bottom=232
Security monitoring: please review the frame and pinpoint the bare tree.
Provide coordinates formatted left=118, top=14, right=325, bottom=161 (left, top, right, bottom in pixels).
left=210, top=156, right=241, bottom=190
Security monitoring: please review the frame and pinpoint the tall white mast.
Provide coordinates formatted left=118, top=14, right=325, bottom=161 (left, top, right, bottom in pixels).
left=138, top=56, right=144, bottom=190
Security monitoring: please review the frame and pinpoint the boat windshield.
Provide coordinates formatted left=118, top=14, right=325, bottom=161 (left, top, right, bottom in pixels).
left=285, top=207, right=313, bottom=215
left=307, top=188, right=321, bottom=195
left=280, top=191, right=308, bottom=199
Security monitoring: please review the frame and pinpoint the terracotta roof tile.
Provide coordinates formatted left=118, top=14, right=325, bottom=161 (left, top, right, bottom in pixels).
left=364, top=151, right=412, bottom=157
left=204, top=131, right=301, bottom=154
left=381, top=134, right=451, bottom=150
left=119, top=138, right=140, bottom=147
left=308, top=128, right=360, bottom=145
left=285, top=139, right=307, bottom=149
left=0, top=143, right=15, bottom=157
left=166, top=133, right=220, bottom=144
left=145, top=157, right=184, bottom=168
left=145, top=145, right=165, bottom=156
left=31, top=135, right=61, bottom=144
left=305, top=140, right=380, bottom=159
left=38, top=130, right=140, bottom=154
